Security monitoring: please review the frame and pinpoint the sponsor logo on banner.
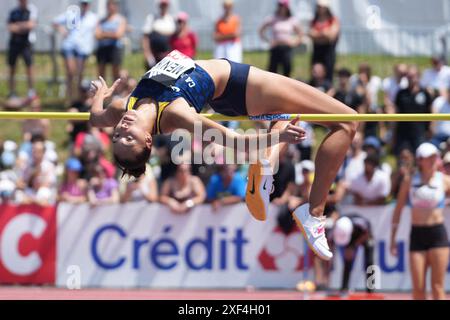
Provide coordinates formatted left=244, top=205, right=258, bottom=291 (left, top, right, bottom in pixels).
left=0, top=205, right=56, bottom=284
left=258, top=226, right=313, bottom=271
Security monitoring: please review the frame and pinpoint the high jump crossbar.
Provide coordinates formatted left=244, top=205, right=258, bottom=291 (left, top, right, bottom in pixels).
left=0, top=112, right=449, bottom=122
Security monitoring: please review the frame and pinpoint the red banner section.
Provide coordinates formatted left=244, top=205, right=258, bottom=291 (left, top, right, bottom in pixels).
left=0, top=205, right=56, bottom=285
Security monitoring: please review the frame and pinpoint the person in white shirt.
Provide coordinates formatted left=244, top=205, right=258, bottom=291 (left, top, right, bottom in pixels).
left=431, top=87, right=450, bottom=147
left=347, top=154, right=391, bottom=206
left=141, top=0, right=176, bottom=68
left=420, top=56, right=450, bottom=99
left=53, top=0, right=98, bottom=103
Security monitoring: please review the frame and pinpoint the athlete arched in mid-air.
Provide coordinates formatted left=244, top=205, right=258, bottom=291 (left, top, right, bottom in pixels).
left=89, top=50, right=357, bottom=260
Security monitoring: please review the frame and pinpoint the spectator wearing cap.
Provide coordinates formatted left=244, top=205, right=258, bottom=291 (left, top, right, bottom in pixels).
left=59, top=158, right=88, bottom=204
left=53, top=0, right=98, bottom=103
left=362, top=136, right=392, bottom=176
left=346, top=154, right=391, bottom=206
left=430, top=86, right=450, bottom=147
left=142, top=0, right=176, bottom=68
left=260, top=0, right=303, bottom=77
left=170, top=12, right=198, bottom=58
left=214, top=0, right=243, bottom=63
left=160, top=164, right=206, bottom=213
left=333, top=68, right=365, bottom=114
left=333, top=214, right=374, bottom=294
left=95, top=0, right=128, bottom=80
left=309, top=0, right=340, bottom=82
left=121, top=164, right=158, bottom=203
left=395, top=66, right=432, bottom=155
left=420, top=56, right=450, bottom=100
left=7, top=0, right=38, bottom=100
left=206, top=165, right=246, bottom=211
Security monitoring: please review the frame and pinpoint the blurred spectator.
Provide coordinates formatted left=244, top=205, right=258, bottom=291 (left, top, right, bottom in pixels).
left=296, top=121, right=314, bottom=160
left=87, top=165, right=119, bottom=206
left=391, top=148, right=415, bottom=199
left=141, top=0, right=176, bottom=68
left=309, top=62, right=332, bottom=94
left=7, top=0, right=38, bottom=100
left=17, top=167, right=56, bottom=205
left=207, top=165, right=246, bottom=211
left=347, top=154, right=391, bottom=206
left=420, top=56, right=450, bottom=100
left=430, top=87, right=450, bottom=147
left=67, top=82, right=92, bottom=144
left=121, top=164, right=158, bottom=203
left=170, top=12, right=198, bottom=58
left=22, top=98, right=50, bottom=142
left=341, top=131, right=365, bottom=183
left=95, top=0, right=127, bottom=80
left=160, top=164, right=206, bottom=213
left=333, top=68, right=365, bottom=113
left=394, top=66, right=432, bottom=155
left=383, top=63, right=409, bottom=114
left=350, top=63, right=382, bottom=138
left=363, top=136, right=392, bottom=176
left=17, top=134, right=57, bottom=177
left=53, top=0, right=98, bottom=103
left=214, top=0, right=242, bottom=63
left=59, top=158, right=87, bottom=204
left=0, top=150, right=19, bottom=203
left=333, top=214, right=374, bottom=294
left=309, top=0, right=340, bottom=81
left=74, top=124, right=110, bottom=159
left=259, top=0, right=302, bottom=77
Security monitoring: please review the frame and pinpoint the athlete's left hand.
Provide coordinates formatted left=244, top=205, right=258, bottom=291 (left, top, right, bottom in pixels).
left=90, top=76, right=121, bottom=100
left=279, top=117, right=307, bottom=144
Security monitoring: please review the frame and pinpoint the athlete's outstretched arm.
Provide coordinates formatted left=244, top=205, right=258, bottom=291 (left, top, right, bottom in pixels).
left=390, top=175, right=411, bottom=257
left=165, top=102, right=306, bottom=152
left=89, top=77, right=125, bottom=128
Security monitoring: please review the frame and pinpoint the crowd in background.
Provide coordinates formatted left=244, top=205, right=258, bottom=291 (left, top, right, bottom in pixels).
left=2, top=0, right=450, bottom=292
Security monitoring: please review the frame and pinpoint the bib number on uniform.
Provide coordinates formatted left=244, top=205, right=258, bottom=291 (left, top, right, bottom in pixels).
left=143, top=50, right=196, bottom=87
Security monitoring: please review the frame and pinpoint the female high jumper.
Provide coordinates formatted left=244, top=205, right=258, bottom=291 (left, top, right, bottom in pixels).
left=89, top=50, right=357, bottom=261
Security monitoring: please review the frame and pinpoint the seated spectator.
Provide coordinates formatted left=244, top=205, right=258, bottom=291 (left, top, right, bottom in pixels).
left=444, top=152, right=450, bottom=177
left=394, top=66, right=432, bottom=155
left=363, top=136, right=392, bottom=176
left=22, top=98, right=50, bottom=142
left=141, top=0, right=176, bottom=68
left=95, top=0, right=127, bottom=80
left=121, top=164, right=158, bottom=203
left=59, top=158, right=88, bottom=204
left=87, top=165, right=119, bottom=206
left=206, top=164, right=246, bottom=211
left=170, top=12, right=198, bottom=58
left=160, top=164, right=206, bottom=213
left=341, top=131, right=366, bottom=183
left=333, top=68, right=365, bottom=113
left=420, top=56, right=450, bottom=100
left=74, top=124, right=110, bottom=158
left=16, top=137, right=57, bottom=193
left=309, top=63, right=333, bottom=94
left=347, top=154, right=391, bottom=206
left=383, top=63, right=408, bottom=114
left=0, top=151, right=19, bottom=204
left=16, top=167, right=56, bottom=206
left=391, top=148, right=415, bottom=199
left=430, top=86, right=450, bottom=147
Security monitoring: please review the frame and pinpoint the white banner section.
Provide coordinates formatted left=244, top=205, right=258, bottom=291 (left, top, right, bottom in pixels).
left=56, top=202, right=450, bottom=290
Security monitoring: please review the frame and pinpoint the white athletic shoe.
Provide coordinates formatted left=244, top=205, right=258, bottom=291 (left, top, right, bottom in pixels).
left=245, top=159, right=274, bottom=221
left=292, top=203, right=333, bottom=261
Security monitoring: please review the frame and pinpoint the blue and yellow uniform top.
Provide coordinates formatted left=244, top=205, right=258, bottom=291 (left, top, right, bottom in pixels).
left=125, top=65, right=216, bottom=134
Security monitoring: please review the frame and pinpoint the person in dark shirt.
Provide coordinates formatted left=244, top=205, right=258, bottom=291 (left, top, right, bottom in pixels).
left=309, top=62, right=333, bottom=94
left=333, top=214, right=374, bottom=293
left=394, top=66, right=432, bottom=155
left=333, top=68, right=365, bottom=113
left=7, top=0, right=38, bottom=99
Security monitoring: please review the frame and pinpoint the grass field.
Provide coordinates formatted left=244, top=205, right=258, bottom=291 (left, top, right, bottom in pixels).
left=0, top=51, right=432, bottom=163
